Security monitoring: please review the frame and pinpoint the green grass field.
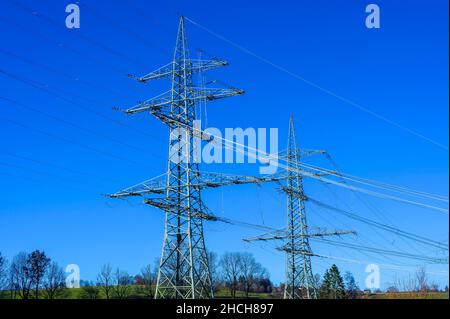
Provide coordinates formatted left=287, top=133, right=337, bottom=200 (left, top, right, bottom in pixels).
left=1, top=287, right=447, bottom=299
left=0, top=286, right=275, bottom=299
left=367, top=292, right=449, bottom=299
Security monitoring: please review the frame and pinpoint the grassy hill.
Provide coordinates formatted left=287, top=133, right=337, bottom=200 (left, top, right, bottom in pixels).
left=1, top=287, right=447, bottom=299
left=366, top=292, right=449, bottom=299
left=0, top=286, right=275, bottom=299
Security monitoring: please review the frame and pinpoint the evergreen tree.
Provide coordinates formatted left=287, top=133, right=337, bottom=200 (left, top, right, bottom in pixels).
left=320, top=264, right=345, bottom=299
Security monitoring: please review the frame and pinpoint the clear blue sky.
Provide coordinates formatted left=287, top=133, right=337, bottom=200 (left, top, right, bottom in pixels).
left=0, top=0, right=448, bottom=290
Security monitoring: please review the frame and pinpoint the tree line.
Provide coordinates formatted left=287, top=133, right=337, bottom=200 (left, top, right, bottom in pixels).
left=0, top=250, right=272, bottom=299
left=0, top=250, right=64, bottom=299
left=1, top=250, right=446, bottom=299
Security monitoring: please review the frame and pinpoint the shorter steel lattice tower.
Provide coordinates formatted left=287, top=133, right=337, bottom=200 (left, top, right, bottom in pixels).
left=244, top=116, right=354, bottom=299
left=284, top=116, right=316, bottom=299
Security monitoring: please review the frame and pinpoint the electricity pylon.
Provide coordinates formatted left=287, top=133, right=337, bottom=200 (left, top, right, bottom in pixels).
left=109, top=16, right=294, bottom=299
left=244, top=116, right=354, bottom=299
left=284, top=115, right=317, bottom=299
left=112, top=16, right=246, bottom=299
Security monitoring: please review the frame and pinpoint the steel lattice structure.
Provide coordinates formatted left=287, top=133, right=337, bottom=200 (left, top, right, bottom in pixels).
left=109, top=16, right=353, bottom=300
left=145, top=16, right=242, bottom=299
left=244, top=116, right=354, bottom=299
left=109, top=16, right=285, bottom=299
left=283, top=116, right=317, bottom=299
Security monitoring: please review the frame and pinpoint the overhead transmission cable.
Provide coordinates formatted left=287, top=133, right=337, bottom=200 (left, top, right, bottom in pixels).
left=186, top=125, right=449, bottom=214
left=9, top=0, right=150, bottom=69
left=0, top=69, right=166, bottom=160
left=184, top=16, right=448, bottom=151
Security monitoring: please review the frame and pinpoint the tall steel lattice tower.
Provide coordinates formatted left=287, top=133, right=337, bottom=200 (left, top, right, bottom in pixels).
left=114, top=16, right=244, bottom=299
left=283, top=116, right=317, bottom=299
left=156, top=16, right=210, bottom=300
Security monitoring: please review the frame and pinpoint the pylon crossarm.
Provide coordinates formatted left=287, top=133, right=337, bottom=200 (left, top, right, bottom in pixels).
left=304, top=229, right=357, bottom=237
left=144, top=198, right=218, bottom=221
left=276, top=246, right=322, bottom=257
left=243, top=228, right=356, bottom=242
left=200, top=171, right=289, bottom=187
left=107, top=171, right=290, bottom=198
left=192, top=87, right=245, bottom=100
left=243, top=230, right=286, bottom=242
left=128, top=91, right=173, bottom=114
left=131, top=58, right=229, bottom=83
left=276, top=148, right=327, bottom=159
left=107, top=175, right=167, bottom=198
left=186, top=58, right=229, bottom=73
left=129, top=62, right=173, bottom=82
left=119, top=86, right=244, bottom=116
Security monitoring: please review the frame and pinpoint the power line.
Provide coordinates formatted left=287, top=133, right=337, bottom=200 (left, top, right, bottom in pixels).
left=308, top=196, right=448, bottom=251
left=313, top=254, right=449, bottom=277
left=0, top=68, right=166, bottom=153
left=301, top=161, right=448, bottom=203
left=0, top=115, right=152, bottom=168
left=0, top=15, right=130, bottom=75
left=79, top=1, right=171, bottom=57
left=313, top=238, right=447, bottom=264
left=184, top=16, right=448, bottom=151
left=323, top=155, right=439, bottom=257
left=0, top=96, right=163, bottom=160
left=9, top=0, right=151, bottom=70
left=128, top=111, right=446, bottom=213
left=0, top=151, right=120, bottom=184
left=12, top=1, right=445, bottom=214
left=0, top=48, right=132, bottom=100
left=181, top=124, right=449, bottom=214
left=197, top=200, right=448, bottom=265
left=0, top=169, right=96, bottom=194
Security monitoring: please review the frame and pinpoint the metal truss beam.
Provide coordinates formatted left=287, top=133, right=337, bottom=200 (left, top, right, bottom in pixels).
left=107, top=171, right=290, bottom=198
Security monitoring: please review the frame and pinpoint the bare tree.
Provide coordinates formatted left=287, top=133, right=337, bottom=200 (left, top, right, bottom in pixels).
left=344, top=271, right=359, bottom=299
left=9, top=252, right=33, bottom=299
left=313, top=273, right=322, bottom=293
left=8, top=265, right=17, bottom=299
left=386, top=286, right=399, bottom=293
left=219, top=252, right=242, bottom=298
left=112, top=268, right=132, bottom=299
left=238, top=253, right=267, bottom=298
left=429, top=282, right=439, bottom=292
left=10, top=253, right=27, bottom=299
left=136, top=264, right=155, bottom=298
left=208, top=252, right=219, bottom=291
left=416, top=267, right=428, bottom=292
left=97, top=263, right=114, bottom=299
left=396, top=273, right=417, bottom=292
left=43, top=262, right=65, bottom=299
left=28, top=250, right=51, bottom=299
left=0, top=252, right=8, bottom=291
